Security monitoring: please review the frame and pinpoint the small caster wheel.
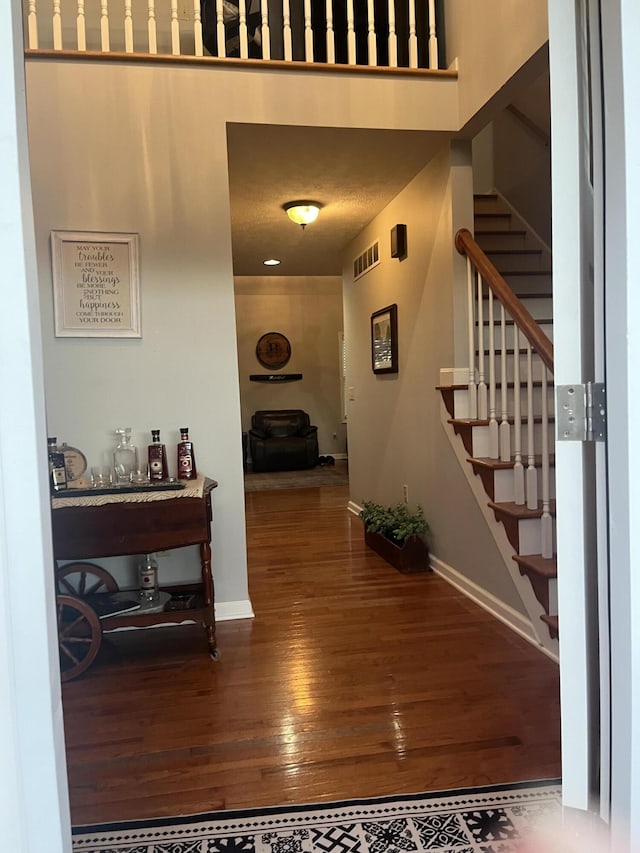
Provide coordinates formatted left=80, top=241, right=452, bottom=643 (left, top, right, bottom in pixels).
left=209, top=648, right=221, bottom=662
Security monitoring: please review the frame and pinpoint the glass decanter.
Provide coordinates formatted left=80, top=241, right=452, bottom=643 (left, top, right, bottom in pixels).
left=113, top=427, right=139, bottom=484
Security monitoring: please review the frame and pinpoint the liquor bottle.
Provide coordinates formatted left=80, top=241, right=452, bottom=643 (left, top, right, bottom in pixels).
left=48, top=437, right=68, bottom=492
left=113, top=427, right=139, bottom=485
left=147, top=429, right=169, bottom=481
left=177, top=427, right=197, bottom=480
left=138, top=553, right=160, bottom=603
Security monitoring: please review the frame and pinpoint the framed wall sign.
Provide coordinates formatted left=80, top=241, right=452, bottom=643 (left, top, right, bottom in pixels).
left=51, top=230, right=141, bottom=338
left=371, top=304, right=398, bottom=374
left=255, top=332, right=292, bottom=369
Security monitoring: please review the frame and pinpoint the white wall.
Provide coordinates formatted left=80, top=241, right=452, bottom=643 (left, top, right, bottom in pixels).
left=235, top=276, right=346, bottom=457
left=445, top=0, right=549, bottom=131
left=343, top=144, right=527, bottom=613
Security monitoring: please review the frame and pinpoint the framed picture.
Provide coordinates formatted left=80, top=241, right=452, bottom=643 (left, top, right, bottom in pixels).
left=371, top=303, right=398, bottom=374
left=51, top=230, right=141, bottom=338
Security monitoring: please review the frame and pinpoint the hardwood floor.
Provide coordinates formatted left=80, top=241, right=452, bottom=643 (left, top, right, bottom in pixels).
left=62, top=484, right=561, bottom=825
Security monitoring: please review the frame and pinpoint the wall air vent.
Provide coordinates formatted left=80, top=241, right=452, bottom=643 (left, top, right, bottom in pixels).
left=353, top=240, right=380, bottom=281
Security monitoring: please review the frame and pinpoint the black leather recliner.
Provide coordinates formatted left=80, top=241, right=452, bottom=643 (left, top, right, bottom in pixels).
left=249, top=410, right=319, bottom=472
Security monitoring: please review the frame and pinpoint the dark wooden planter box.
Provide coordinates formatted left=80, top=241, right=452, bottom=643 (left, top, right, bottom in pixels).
left=364, top=530, right=430, bottom=574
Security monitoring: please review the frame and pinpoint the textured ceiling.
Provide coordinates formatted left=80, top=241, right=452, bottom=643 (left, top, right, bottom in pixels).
left=227, top=124, right=447, bottom=276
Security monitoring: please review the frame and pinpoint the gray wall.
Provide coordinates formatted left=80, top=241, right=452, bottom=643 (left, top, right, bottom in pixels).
left=343, top=144, right=526, bottom=613
left=235, top=276, right=346, bottom=457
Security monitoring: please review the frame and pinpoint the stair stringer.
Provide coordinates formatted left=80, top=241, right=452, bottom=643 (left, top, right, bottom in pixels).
left=439, top=397, right=559, bottom=661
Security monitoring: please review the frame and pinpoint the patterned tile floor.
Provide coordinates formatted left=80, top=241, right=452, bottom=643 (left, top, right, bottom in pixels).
left=72, top=781, right=562, bottom=853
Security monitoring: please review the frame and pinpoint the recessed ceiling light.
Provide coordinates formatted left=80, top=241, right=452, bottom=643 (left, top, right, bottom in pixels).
left=263, top=258, right=281, bottom=266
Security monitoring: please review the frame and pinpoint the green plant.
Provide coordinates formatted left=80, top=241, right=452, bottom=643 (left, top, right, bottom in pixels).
left=359, top=500, right=430, bottom=546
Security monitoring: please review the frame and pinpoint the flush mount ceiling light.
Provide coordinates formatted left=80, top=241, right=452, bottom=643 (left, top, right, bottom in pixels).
left=283, top=201, right=321, bottom=229
left=263, top=258, right=281, bottom=266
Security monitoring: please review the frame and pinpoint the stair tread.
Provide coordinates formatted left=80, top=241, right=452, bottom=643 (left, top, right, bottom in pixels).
left=483, top=291, right=553, bottom=299
left=501, top=269, right=552, bottom=276
left=475, top=229, right=527, bottom=236
left=513, top=553, right=557, bottom=578
left=468, top=455, right=556, bottom=471
left=488, top=499, right=557, bottom=519
left=485, top=249, right=543, bottom=256
left=449, top=415, right=555, bottom=426
left=475, top=346, right=554, bottom=355
left=474, top=212, right=512, bottom=219
left=473, top=193, right=499, bottom=199
left=437, top=381, right=550, bottom=391
left=541, top=614, right=559, bottom=638
left=478, top=318, right=553, bottom=326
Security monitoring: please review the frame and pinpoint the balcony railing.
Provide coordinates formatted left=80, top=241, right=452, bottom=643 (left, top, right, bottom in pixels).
left=25, top=0, right=441, bottom=70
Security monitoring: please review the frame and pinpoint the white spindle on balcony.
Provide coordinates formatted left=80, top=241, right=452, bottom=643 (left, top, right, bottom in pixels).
left=28, top=0, right=38, bottom=48
left=387, top=0, right=397, bottom=67
left=408, top=0, right=418, bottom=68
left=193, top=0, right=203, bottom=57
left=499, top=304, right=510, bottom=462
left=53, top=0, right=62, bottom=49
left=487, top=287, right=499, bottom=459
left=260, top=0, right=270, bottom=60
left=525, top=341, right=538, bottom=509
left=476, top=270, right=487, bottom=420
left=346, top=0, right=356, bottom=64
left=216, top=0, right=226, bottom=57
left=427, top=0, right=438, bottom=68
left=76, top=0, right=86, bottom=50
left=466, top=258, right=477, bottom=419
left=366, top=0, right=376, bottom=65
left=512, top=325, right=525, bottom=504
left=540, top=365, right=553, bottom=557
left=124, top=0, right=134, bottom=52
left=238, top=0, right=248, bottom=58
left=282, top=0, right=292, bottom=60
left=304, top=0, right=314, bottom=61
left=147, top=0, right=157, bottom=54
left=100, top=0, right=110, bottom=51
left=170, top=0, right=180, bottom=55
left=325, top=0, right=335, bottom=63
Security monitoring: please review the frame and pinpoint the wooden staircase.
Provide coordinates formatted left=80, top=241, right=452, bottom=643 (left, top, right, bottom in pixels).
left=439, top=193, right=558, bottom=654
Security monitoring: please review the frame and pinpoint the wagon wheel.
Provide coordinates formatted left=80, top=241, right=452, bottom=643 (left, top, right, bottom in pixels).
left=55, top=561, right=119, bottom=596
left=57, top=594, right=102, bottom=682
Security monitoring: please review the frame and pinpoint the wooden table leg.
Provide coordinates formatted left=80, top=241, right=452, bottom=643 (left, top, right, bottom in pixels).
left=200, top=540, right=219, bottom=660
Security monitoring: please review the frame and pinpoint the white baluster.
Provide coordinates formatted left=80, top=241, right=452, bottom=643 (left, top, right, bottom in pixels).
left=124, top=0, right=134, bottom=52
left=386, top=0, right=397, bottom=67
left=325, top=0, right=335, bottom=63
left=239, top=0, right=248, bottom=58
left=408, top=0, right=417, bottom=68
left=488, top=288, right=499, bottom=459
left=366, top=0, right=376, bottom=65
left=466, top=258, right=477, bottom=420
left=499, top=304, right=511, bottom=462
left=260, top=0, right=270, bottom=59
left=216, top=0, right=226, bottom=57
left=512, top=326, right=525, bottom=504
left=53, top=0, right=62, bottom=49
left=76, top=0, right=86, bottom=50
left=283, top=0, right=292, bottom=60
left=427, top=0, right=438, bottom=68
left=28, top=0, right=38, bottom=49
left=346, top=0, right=356, bottom=64
left=304, top=0, right=313, bottom=61
left=100, top=0, right=110, bottom=52
left=540, top=365, right=553, bottom=557
left=171, top=0, right=180, bottom=55
left=148, top=0, right=157, bottom=54
left=476, top=270, right=487, bottom=420
left=193, top=0, right=203, bottom=56
left=526, top=341, right=538, bottom=509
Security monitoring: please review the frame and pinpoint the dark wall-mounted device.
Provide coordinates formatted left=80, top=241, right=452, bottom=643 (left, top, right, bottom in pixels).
left=390, top=224, right=407, bottom=260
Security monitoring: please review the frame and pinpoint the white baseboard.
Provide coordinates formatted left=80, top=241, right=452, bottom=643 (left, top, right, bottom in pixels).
left=216, top=599, right=255, bottom=621
left=430, top=554, right=558, bottom=663
left=319, top=452, right=348, bottom=460
left=347, top=500, right=363, bottom=517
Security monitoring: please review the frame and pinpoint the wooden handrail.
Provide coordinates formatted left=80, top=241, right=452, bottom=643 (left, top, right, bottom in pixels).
left=455, top=228, right=554, bottom=373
